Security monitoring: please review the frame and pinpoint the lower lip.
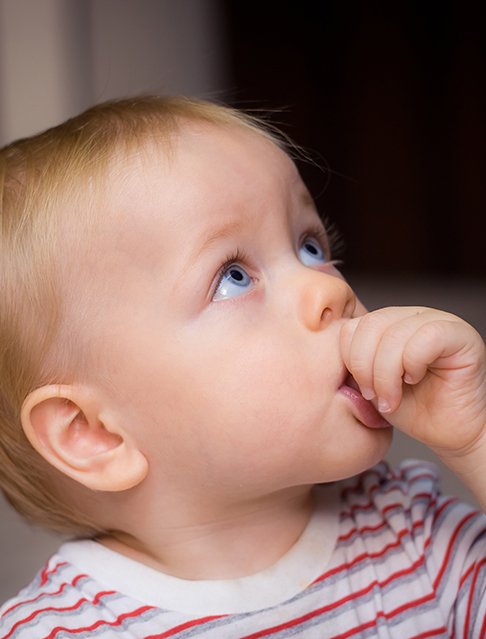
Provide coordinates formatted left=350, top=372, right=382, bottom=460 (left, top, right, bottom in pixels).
left=338, top=384, right=392, bottom=429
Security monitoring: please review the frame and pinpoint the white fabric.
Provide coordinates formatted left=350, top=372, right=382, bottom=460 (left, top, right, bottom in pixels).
left=1, top=461, right=485, bottom=639
left=59, top=482, right=340, bottom=615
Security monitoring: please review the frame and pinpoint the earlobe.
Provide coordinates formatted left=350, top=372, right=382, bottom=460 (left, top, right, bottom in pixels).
left=21, top=385, right=148, bottom=492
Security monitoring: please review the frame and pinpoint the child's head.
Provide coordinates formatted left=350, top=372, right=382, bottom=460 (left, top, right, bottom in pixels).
left=0, top=96, right=392, bottom=537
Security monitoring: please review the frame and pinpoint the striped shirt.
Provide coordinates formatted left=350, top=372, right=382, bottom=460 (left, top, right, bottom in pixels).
left=1, top=461, right=485, bottom=638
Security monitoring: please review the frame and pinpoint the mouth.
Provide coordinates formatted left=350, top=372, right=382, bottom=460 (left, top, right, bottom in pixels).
left=338, top=372, right=391, bottom=430
left=344, top=372, right=360, bottom=392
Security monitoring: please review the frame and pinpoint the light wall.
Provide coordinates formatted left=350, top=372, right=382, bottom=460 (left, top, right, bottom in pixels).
left=0, top=0, right=229, bottom=145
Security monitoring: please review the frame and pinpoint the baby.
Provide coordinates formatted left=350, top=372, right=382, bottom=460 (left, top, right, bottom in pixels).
left=0, top=96, right=484, bottom=638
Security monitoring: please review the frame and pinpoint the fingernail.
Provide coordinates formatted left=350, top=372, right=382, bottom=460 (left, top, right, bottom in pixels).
left=378, top=398, right=391, bottom=413
left=403, top=373, right=413, bottom=384
left=361, top=388, right=376, bottom=400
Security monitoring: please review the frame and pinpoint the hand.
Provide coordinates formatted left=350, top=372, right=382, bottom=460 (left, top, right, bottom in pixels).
left=340, top=307, right=486, bottom=459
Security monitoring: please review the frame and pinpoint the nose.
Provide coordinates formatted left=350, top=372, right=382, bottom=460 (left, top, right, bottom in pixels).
left=294, top=266, right=357, bottom=330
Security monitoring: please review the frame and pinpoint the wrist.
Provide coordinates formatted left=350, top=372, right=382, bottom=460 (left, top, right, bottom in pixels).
left=433, top=430, right=486, bottom=512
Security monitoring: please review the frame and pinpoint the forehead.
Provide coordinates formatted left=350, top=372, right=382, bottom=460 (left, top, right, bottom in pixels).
left=76, top=125, right=314, bottom=287
left=91, top=122, right=304, bottom=254
left=112, top=122, right=299, bottom=218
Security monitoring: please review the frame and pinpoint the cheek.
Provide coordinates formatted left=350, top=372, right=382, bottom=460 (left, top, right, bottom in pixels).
left=186, top=336, right=335, bottom=441
left=102, top=313, right=337, bottom=460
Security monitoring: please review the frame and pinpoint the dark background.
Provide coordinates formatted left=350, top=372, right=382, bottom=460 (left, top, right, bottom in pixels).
left=223, top=2, right=486, bottom=280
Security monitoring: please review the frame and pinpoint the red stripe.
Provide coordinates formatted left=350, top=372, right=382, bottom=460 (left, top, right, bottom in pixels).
left=330, top=614, right=385, bottom=639
left=432, top=497, right=456, bottom=522
left=330, top=613, right=446, bottom=639
left=339, top=519, right=388, bottom=542
left=408, top=628, right=449, bottom=639
left=423, top=498, right=457, bottom=554
left=240, top=591, right=371, bottom=639
left=312, top=527, right=424, bottom=586
left=379, top=556, right=425, bottom=588
left=339, top=515, right=425, bottom=544
left=41, top=605, right=153, bottom=639
left=328, top=594, right=445, bottom=639
left=359, top=591, right=438, bottom=638
left=458, top=561, right=475, bottom=591
left=433, top=511, right=476, bottom=592
left=341, top=493, right=439, bottom=521
left=39, top=561, right=68, bottom=587
left=387, top=592, right=435, bottom=618
left=241, top=580, right=386, bottom=639
left=341, top=499, right=403, bottom=517
left=396, top=462, right=438, bottom=479
left=463, top=558, right=486, bottom=639
left=242, top=571, right=436, bottom=639
left=2, top=573, right=87, bottom=617
left=340, top=466, right=384, bottom=494
left=401, top=471, right=439, bottom=484
left=341, top=467, right=438, bottom=499
left=3, top=591, right=116, bottom=639
left=144, top=615, right=227, bottom=638
left=339, top=462, right=432, bottom=495
left=480, top=611, right=486, bottom=639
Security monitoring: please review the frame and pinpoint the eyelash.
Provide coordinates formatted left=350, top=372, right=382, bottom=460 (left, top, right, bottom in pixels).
left=213, top=248, right=252, bottom=290
left=300, top=221, right=344, bottom=267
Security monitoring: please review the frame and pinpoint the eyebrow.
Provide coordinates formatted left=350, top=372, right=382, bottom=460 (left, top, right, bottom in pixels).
left=192, top=186, right=319, bottom=263
left=195, top=218, right=245, bottom=260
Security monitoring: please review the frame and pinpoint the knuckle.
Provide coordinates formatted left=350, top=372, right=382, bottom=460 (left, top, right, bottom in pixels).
left=348, top=356, right=371, bottom=379
left=355, top=312, right=385, bottom=333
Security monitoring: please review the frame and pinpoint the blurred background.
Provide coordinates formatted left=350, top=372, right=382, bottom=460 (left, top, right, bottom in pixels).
left=0, top=0, right=485, bottom=603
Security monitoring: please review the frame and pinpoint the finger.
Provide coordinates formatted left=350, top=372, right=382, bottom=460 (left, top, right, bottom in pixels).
left=372, top=312, right=437, bottom=412
left=342, top=307, right=427, bottom=401
left=402, top=318, right=474, bottom=383
left=340, top=316, right=360, bottom=377
left=340, top=315, right=378, bottom=399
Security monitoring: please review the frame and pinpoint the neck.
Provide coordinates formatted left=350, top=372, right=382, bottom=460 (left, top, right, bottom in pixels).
left=97, top=485, right=314, bottom=580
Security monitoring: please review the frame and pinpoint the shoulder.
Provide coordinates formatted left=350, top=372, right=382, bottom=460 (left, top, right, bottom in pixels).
left=335, top=460, right=444, bottom=559
left=338, top=459, right=485, bottom=538
left=338, top=459, right=442, bottom=522
left=1, top=553, right=71, bottom=637
left=0, top=551, right=134, bottom=639
left=338, top=459, right=485, bottom=594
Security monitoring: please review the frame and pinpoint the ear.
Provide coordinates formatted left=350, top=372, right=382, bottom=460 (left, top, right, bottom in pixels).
left=20, top=385, right=148, bottom=492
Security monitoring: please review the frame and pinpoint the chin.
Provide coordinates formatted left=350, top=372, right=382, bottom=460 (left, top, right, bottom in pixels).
left=355, top=427, right=394, bottom=473
left=320, top=426, right=393, bottom=484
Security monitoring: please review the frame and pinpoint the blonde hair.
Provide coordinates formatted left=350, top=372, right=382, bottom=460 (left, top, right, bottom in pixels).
left=0, top=95, right=284, bottom=535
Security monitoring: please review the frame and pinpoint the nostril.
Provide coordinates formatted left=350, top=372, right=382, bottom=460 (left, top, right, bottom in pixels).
left=321, top=307, right=332, bottom=324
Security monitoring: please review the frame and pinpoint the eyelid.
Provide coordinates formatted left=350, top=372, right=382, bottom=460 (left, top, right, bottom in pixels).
left=299, top=224, right=331, bottom=258
left=211, top=248, right=253, bottom=300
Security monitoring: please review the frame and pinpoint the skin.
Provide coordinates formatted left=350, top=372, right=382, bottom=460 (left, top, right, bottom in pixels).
left=23, top=122, right=486, bottom=579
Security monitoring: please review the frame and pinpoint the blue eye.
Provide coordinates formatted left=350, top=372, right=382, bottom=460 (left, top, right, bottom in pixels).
left=213, top=264, right=253, bottom=301
left=299, top=237, right=328, bottom=267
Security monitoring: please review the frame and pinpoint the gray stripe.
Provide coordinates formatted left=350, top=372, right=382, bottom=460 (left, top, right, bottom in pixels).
left=7, top=592, right=123, bottom=639
left=23, top=561, right=72, bottom=598
left=48, top=605, right=162, bottom=639
left=336, top=521, right=416, bottom=549
left=1, top=570, right=89, bottom=624
left=432, top=513, right=483, bottom=599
